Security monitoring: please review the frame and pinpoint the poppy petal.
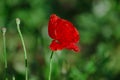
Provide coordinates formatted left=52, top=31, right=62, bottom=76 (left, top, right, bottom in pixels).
left=55, top=18, right=79, bottom=43
left=50, top=40, right=64, bottom=51
left=66, top=43, right=80, bottom=52
left=48, top=14, right=60, bottom=39
left=48, top=14, right=80, bottom=52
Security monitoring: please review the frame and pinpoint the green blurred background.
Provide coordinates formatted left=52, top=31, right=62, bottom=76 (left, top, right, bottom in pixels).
left=0, top=0, right=120, bottom=80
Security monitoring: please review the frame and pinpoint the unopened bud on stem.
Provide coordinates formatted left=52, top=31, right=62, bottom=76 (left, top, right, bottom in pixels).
left=16, top=18, right=20, bottom=25
left=2, top=27, right=7, bottom=35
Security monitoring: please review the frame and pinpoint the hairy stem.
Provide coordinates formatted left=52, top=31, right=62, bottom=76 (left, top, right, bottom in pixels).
left=12, top=75, right=15, bottom=80
left=2, top=28, right=8, bottom=80
left=48, top=51, right=54, bottom=80
left=16, top=18, right=28, bottom=80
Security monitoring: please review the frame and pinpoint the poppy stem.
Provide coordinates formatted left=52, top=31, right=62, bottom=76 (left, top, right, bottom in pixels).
left=48, top=51, right=54, bottom=80
left=12, top=75, right=15, bottom=80
left=2, top=27, right=8, bottom=80
left=50, top=51, right=54, bottom=59
left=16, top=18, right=28, bottom=80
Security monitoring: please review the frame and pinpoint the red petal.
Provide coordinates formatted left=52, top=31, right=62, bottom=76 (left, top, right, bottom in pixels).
left=48, top=14, right=80, bottom=52
left=66, top=43, right=80, bottom=52
left=50, top=40, right=64, bottom=51
left=55, top=18, right=79, bottom=43
left=48, top=14, right=60, bottom=39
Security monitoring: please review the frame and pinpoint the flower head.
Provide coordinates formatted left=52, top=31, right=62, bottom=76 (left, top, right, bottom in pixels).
left=48, top=14, right=80, bottom=52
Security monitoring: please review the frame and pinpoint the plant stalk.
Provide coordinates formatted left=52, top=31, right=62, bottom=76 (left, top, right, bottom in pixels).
left=16, top=18, right=28, bottom=80
left=2, top=28, right=8, bottom=80
left=48, top=51, right=54, bottom=80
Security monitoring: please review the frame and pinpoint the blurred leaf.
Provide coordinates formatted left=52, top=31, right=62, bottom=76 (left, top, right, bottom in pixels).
left=70, top=67, right=87, bottom=80
left=85, top=60, right=96, bottom=74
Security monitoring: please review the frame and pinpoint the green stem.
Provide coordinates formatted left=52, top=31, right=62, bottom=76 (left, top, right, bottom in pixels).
left=16, top=18, right=28, bottom=80
left=12, top=75, right=15, bottom=80
left=2, top=28, right=8, bottom=80
left=48, top=51, right=54, bottom=80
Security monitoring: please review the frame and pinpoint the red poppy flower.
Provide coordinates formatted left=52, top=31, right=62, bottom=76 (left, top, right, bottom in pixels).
left=48, top=14, right=80, bottom=52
